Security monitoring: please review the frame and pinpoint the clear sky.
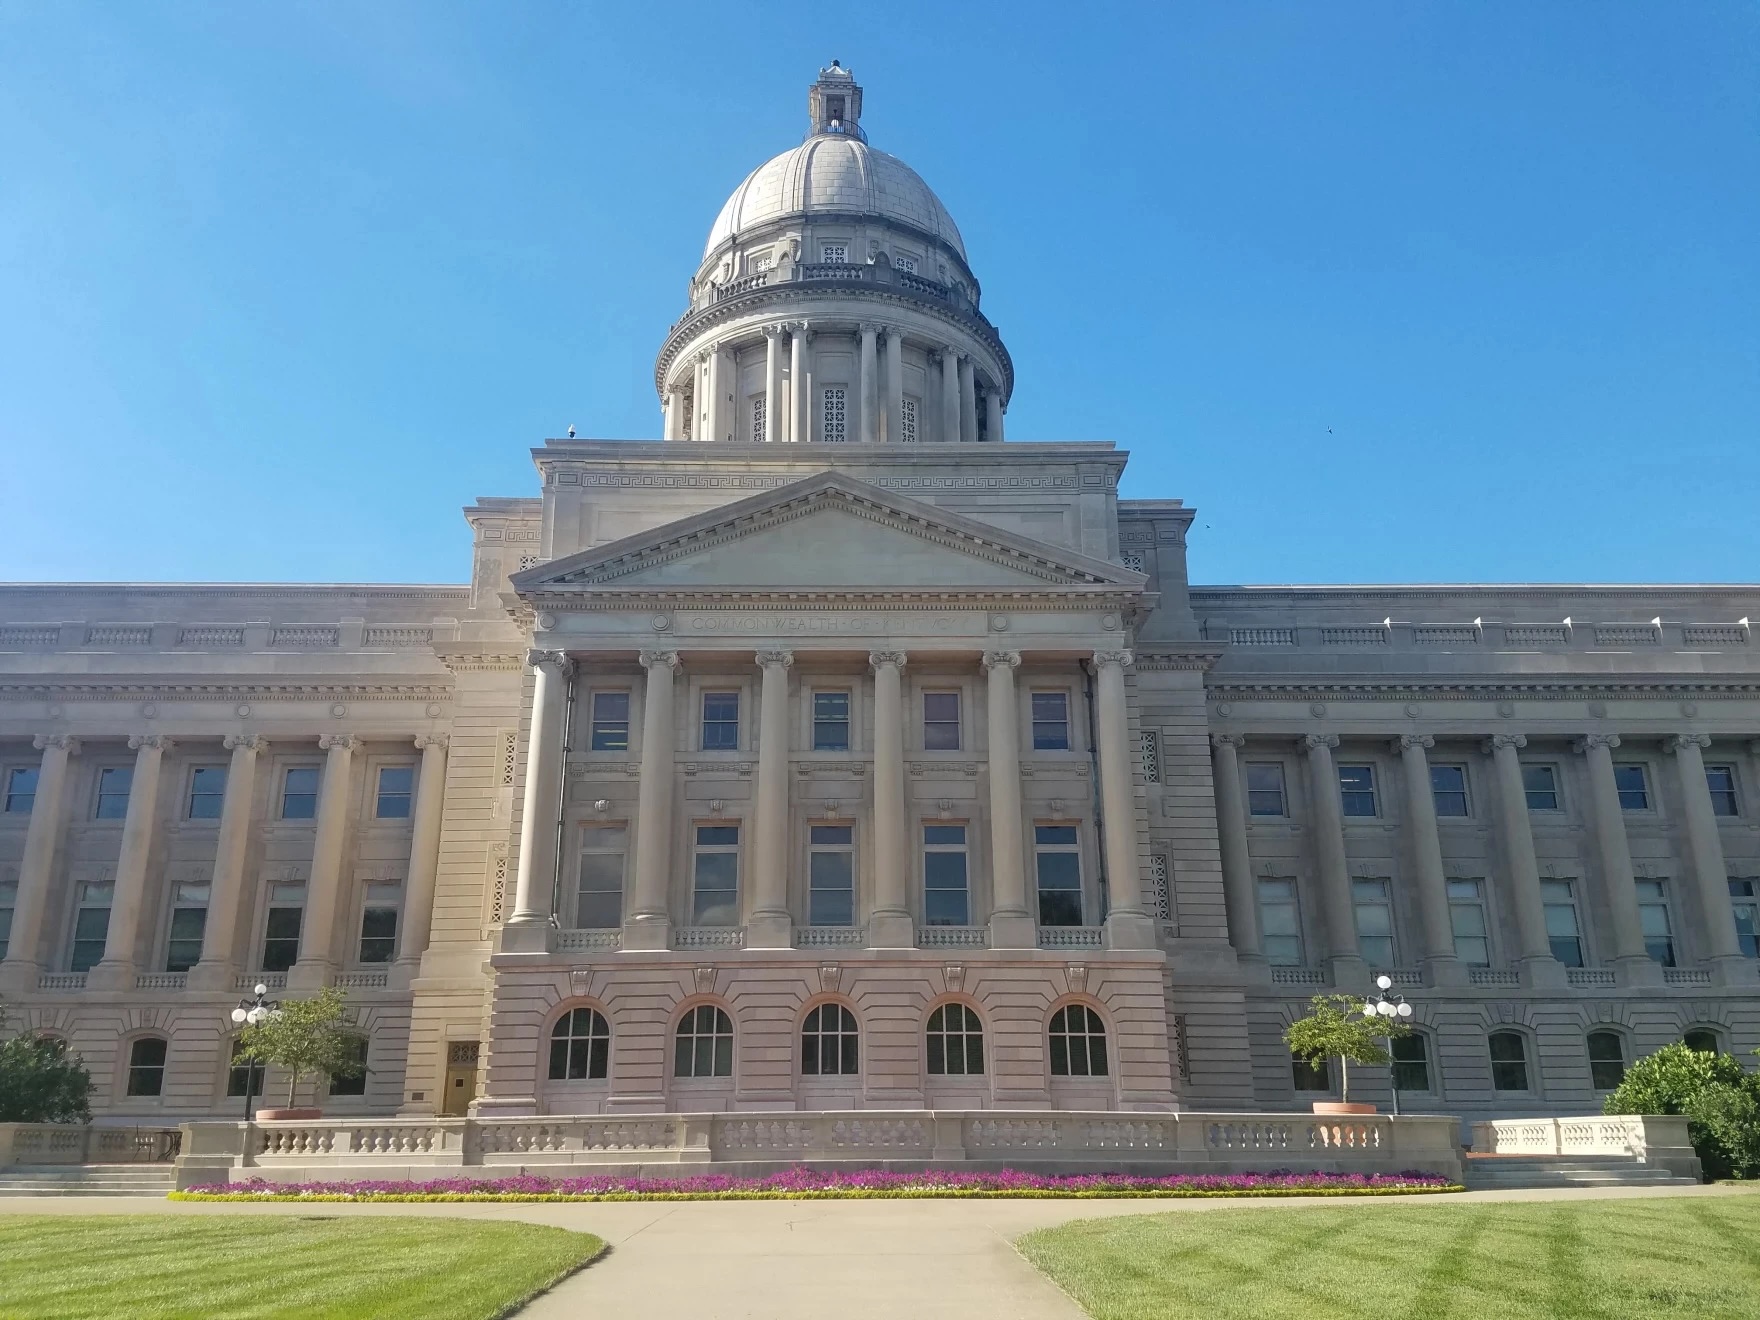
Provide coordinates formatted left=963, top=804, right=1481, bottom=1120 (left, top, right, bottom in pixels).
left=1, top=2, right=1755, bottom=588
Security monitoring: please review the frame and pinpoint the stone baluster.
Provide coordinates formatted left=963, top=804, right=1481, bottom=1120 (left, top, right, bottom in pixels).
left=868, top=650, right=913, bottom=947
left=958, top=356, right=978, bottom=443
left=290, top=734, right=356, bottom=987
left=939, top=349, right=960, bottom=444
left=1667, top=733, right=1744, bottom=974
left=983, top=651, right=1034, bottom=947
left=188, top=734, right=263, bottom=990
left=1482, top=734, right=1562, bottom=984
left=1093, top=650, right=1153, bottom=948
left=627, top=650, right=680, bottom=949
left=1300, top=732, right=1365, bottom=978
left=88, top=735, right=172, bottom=990
left=1209, top=734, right=1262, bottom=963
left=0, top=735, right=77, bottom=992
left=748, top=650, right=794, bottom=948
left=858, top=324, right=879, bottom=444
left=1392, top=734, right=1465, bottom=984
left=1573, top=734, right=1657, bottom=982
left=396, top=734, right=450, bottom=977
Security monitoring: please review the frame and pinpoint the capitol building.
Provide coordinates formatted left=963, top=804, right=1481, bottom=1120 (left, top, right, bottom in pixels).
left=3, top=64, right=1757, bottom=1128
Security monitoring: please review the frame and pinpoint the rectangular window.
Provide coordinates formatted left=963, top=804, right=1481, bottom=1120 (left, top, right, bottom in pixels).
left=1730, top=880, right=1760, bottom=959
left=1353, top=878, right=1395, bottom=966
left=1707, top=766, right=1740, bottom=817
left=186, top=766, right=226, bottom=820
left=1035, top=825, right=1083, bottom=927
left=900, top=396, right=917, bottom=442
left=0, top=878, right=17, bottom=959
left=95, top=767, right=132, bottom=820
left=1292, top=1056, right=1330, bottom=1092
left=262, top=884, right=305, bottom=972
left=575, top=826, right=626, bottom=929
left=812, top=691, right=851, bottom=751
left=328, top=1036, right=368, bottom=1097
left=1338, top=765, right=1378, bottom=817
left=1031, top=692, right=1071, bottom=751
left=1522, top=764, right=1561, bottom=811
left=589, top=691, right=631, bottom=752
left=821, top=386, right=847, bottom=442
left=280, top=767, right=319, bottom=820
left=165, top=883, right=209, bottom=972
left=923, top=692, right=961, bottom=751
left=691, top=825, right=740, bottom=926
left=1430, top=765, right=1470, bottom=817
left=1541, top=879, right=1584, bottom=967
left=701, top=691, right=740, bottom=750
left=1391, top=1034, right=1431, bottom=1092
left=1636, top=879, right=1675, bottom=966
left=358, top=881, right=401, bottom=963
left=375, top=766, right=413, bottom=819
left=820, top=244, right=848, bottom=263
left=70, top=883, right=113, bottom=972
left=752, top=393, right=767, bottom=443
left=923, top=824, right=969, bottom=926
left=4, top=766, right=39, bottom=815
left=1246, top=763, right=1287, bottom=817
left=1257, top=878, right=1303, bottom=966
left=808, top=825, right=855, bottom=926
left=1447, top=879, right=1491, bottom=966
left=1615, top=764, right=1650, bottom=810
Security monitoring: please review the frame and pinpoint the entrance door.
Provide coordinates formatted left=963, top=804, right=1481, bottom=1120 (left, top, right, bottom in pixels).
left=441, top=1041, right=479, bottom=1117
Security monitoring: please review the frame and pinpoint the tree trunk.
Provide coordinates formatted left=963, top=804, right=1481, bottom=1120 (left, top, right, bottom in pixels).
left=287, top=1069, right=299, bottom=1108
left=1339, top=1055, right=1350, bottom=1103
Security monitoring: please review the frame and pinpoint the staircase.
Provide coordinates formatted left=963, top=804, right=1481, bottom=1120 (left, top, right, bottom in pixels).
left=1462, top=1155, right=1698, bottom=1190
left=0, top=1165, right=178, bottom=1197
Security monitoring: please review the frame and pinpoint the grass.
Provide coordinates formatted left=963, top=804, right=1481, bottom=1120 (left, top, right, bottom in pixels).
left=0, top=1215, right=605, bottom=1320
left=1017, top=1193, right=1760, bottom=1319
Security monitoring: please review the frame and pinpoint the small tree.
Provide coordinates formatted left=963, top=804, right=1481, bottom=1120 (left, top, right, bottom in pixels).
left=1283, top=993, right=1409, bottom=1105
left=0, top=1008, right=94, bottom=1123
left=235, top=987, right=365, bottom=1109
left=1604, top=1042, right=1760, bottom=1180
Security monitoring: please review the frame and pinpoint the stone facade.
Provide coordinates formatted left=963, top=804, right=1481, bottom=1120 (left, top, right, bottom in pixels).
left=1, top=66, right=1756, bottom=1127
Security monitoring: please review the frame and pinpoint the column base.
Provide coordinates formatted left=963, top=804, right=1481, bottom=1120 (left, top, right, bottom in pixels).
left=286, top=960, right=333, bottom=992
left=988, top=913, right=1038, bottom=950
left=622, top=915, right=672, bottom=952
left=186, top=961, right=239, bottom=992
left=1614, top=956, right=1666, bottom=989
left=866, top=912, right=915, bottom=950
left=1709, top=955, right=1756, bottom=988
left=1420, top=955, right=1468, bottom=988
left=388, top=960, right=420, bottom=992
left=745, top=913, right=794, bottom=951
left=0, top=961, right=42, bottom=995
left=1516, top=955, right=1569, bottom=991
left=84, top=960, right=137, bottom=992
left=1326, top=956, right=1371, bottom=993
left=496, top=920, right=554, bottom=956
left=1104, top=911, right=1158, bottom=951
left=469, top=1096, right=540, bottom=1119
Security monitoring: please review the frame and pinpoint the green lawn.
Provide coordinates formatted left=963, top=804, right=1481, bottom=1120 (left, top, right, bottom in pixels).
left=0, top=1215, right=605, bottom=1320
left=1018, top=1193, right=1760, bottom=1320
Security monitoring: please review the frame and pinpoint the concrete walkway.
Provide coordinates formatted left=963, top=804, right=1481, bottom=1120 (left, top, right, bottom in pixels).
left=1, top=1184, right=1754, bottom=1319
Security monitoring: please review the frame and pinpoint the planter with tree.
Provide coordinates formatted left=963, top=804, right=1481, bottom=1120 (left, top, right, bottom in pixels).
left=1283, top=992, right=1410, bottom=1115
left=234, top=986, right=364, bottom=1121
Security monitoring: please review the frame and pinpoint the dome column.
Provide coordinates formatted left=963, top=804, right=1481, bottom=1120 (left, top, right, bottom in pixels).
left=939, top=348, right=960, bottom=444
left=763, top=324, right=785, bottom=442
left=883, top=327, right=904, bottom=443
left=858, top=323, right=879, bottom=444
left=662, top=388, right=684, bottom=441
left=707, top=343, right=728, bottom=443
left=790, top=323, right=812, bottom=442
left=958, top=356, right=978, bottom=443
left=985, top=388, right=1005, bottom=443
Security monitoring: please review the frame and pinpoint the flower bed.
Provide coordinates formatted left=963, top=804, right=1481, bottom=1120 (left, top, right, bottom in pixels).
left=172, top=1167, right=1462, bottom=1202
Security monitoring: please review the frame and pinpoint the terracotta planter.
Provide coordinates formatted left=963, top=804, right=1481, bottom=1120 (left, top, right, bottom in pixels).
left=253, top=1107, right=323, bottom=1122
left=1311, top=1101, right=1378, bottom=1115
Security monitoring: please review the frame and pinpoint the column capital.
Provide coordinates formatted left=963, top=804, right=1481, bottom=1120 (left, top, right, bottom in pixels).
left=763, top=322, right=786, bottom=340
left=1090, top=648, right=1133, bottom=670
left=526, top=648, right=574, bottom=676
left=858, top=321, right=880, bottom=335
left=1210, top=733, right=1246, bottom=750
left=1481, top=733, right=1528, bottom=754
left=869, top=649, right=907, bottom=671
left=1299, top=733, right=1339, bottom=752
left=318, top=733, right=357, bottom=752
left=414, top=734, right=450, bottom=751
left=32, top=733, right=77, bottom=753
left=981, top=649, right=1021, bottom=672
left=223, top=733, right=265, bottom=751
left=795, top=321, right=815, bottom=341
left=127, top=734, right=172, bottom=752
left=1667, top=733, right=1712, bottom=754
left=755, top=649, right=795, bottom=670
left=639, top=649, right=681, bottom=672
left=1572, top=733, right=1621, bottom=754
left=1390, top=733, right=1435, bottom=753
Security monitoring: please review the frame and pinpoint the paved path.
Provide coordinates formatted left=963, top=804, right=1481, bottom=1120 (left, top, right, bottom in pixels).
left=1, top=1184, right=1754, bottom=1319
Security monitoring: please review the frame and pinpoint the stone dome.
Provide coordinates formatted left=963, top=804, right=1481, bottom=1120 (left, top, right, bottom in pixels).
left=703, top=131, right=966, bottom=261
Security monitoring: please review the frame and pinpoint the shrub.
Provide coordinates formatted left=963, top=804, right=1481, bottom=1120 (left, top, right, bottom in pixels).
left=0, top=1013, right=94, bottom=1123
left=1603, top=1042, right=1760, bottom=1180
left=1283, top=994, right=1409, bottom=1103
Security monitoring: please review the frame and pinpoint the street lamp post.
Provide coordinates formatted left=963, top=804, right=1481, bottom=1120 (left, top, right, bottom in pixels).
left=229, top=983, right=279, bottom=1123
left=1363, top=974, right=1414, bottom=1116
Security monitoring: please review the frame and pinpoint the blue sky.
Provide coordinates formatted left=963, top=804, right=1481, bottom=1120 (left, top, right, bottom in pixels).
left=1, top=2, right=1754, bottom=587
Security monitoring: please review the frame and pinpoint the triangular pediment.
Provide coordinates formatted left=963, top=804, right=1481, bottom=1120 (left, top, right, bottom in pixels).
left=514, top=473, right=1146, bottom=595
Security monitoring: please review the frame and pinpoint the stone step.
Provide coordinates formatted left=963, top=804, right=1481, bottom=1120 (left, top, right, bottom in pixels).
left=0, top=1165, right=177, bottom=1197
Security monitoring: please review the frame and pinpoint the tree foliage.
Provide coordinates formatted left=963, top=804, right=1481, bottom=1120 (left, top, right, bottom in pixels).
left=1283, top=994, right=1410, bottom=1103
left=0, top=1009, right=94, bottom=1123
left=235, top=987, right=365, bottom=1108
left=1603, top=1042, right=1760, bottom=1180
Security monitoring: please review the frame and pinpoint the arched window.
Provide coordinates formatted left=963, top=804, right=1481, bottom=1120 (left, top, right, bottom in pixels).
left=1049, top=1004, right=1108, bottom=1078
left=1488, top=1030, right=1530, bottom=1092
left=926, top=1003, right=984, bottom=1076
left=1684, top=1027, right=1721, bottom=1054
left=801, top=1004, right=858, bottom=1076
left=674, top=1005, right=733, bottom=1078
left=1291, top=1055, right=1330, bottom=1092
left=1391, top=1032, right=1431, bottom=1093
left=226, top=1039, right=265, bottom=1099
left=125, top=1036, right=168, bottom=1097
left=328, top=1035, right=369, bottom=1096
left=1587, top=1030, right=1626, bottom=1090
left=549, top=1008, right=611, bottom=1081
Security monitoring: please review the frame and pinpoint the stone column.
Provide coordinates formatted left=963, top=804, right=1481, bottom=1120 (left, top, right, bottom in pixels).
left=1392, top=734, right=1464, bottom=984
left=883, top=327, right=904, bottom=442
left=395, top=734, right=450, bottom=979
left=958, top=357, right=978, bottom=444
left=868, top=650, right=913, bottom=947
left=858, top=323, right=879, bottom=444
left=1093, top=650, right=1153, bottom=948
left=0, top=735, right=77, bottom=991
left=983, top=650, right=1034, bottom=948
left=506, top=651, right=572, bottom=955
left=706, top=343, right=726, bottom=442
left=790, top=324, right=811, bottom=443
left=663, top=389, right=683, bottom=441
left=1573, top=733, right=1656, bottom=983
left=1300, top=733, right=1365, bottom=978
left=1209, top=734, right=1262, bottom=964
left=985, top=389, right=1005, bottom=443
left=763, top=324, right=784, bottom=442
left=88, top=734, right=171, bottom=989
left=1482, top=734, right=1561, bottom=985
left=188, top=734, right=262, bottom=991
left=939, top=349, right=960, bottom=444
left=289, top=734, right=356, bottom=987
left=748, top=650, right=794, bottom=949
left=627, top=650, right=680, bottom=950
left=695, top=353, right=711, bottom=441
left=1668, top=733, right=1744, bottom=972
